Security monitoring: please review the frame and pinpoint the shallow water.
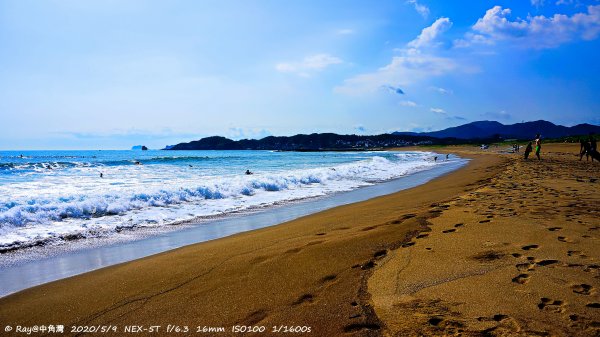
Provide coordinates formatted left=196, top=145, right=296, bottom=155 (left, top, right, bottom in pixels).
left=0, top=150, right=454, bottom=252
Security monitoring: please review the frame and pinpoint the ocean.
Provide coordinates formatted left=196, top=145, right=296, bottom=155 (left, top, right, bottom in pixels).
left=0, top=149, right=456, bottom=253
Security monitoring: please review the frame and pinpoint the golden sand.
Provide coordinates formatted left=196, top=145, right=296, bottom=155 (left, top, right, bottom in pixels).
left=0, top=144, right=597, bottom=336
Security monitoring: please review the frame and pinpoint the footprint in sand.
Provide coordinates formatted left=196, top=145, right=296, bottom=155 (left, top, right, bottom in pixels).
left=320, top=274, right=337, bottom=283
left=572, top=284, right=593, bottom=295
left=512, top=274, right=530, bottom=284
left=547, top=227, right=562, bottom=232
left=586, top=303, right=600, bottom=308
left=473, top=251, right=505, bottom=262
left=516, top=263, right=534, bottom=272
left=373, top=250, right=387, bottom=259
left=538, top=298, right=565, bottom=313
left=492, top=314, right=509, bottom=322
left=427, top=317, right=443, bottom=326
left=241, top=309, right=269, bottom=325
left=521, top=244, right=539, bottom=251
left=442, top=229, right=456, bottom=234
left=361, top=261, right=376, bottom=270
left=292, top=294, right=314, bottom=306
left=558, top=236, right=573, bottom=243
left=535, top=260, right=560, bottom=267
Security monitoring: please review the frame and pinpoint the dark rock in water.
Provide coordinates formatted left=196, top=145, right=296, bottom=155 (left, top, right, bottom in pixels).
left=142, top=146, right=148, bottom=150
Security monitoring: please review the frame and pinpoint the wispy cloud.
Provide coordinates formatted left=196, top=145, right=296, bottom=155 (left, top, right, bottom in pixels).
left=430, top=107, right=446, bottom=114
left=430, top=86, right=453, bottom=94
left=447, top=115, right=467, bottom=121
left=406, top=0, right=430, bottom=19
left=335, top=18, right=456, bottom=95
left=400, top=100, right=418, bottom=107
left=531, top=0, right=545, bottom=7
left=381, top=85, right=405, bottom=95
left=455, top=5, right=600, bottom=49
left=276, top=54, right=343, bottom=77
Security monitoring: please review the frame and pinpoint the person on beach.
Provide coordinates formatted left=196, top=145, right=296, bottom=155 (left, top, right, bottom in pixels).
left=446, top=153, right=449, bottom=160
left=245, top=169, right=253, bottom=175
left=580, top=138, right=591, bottom=161
left=524, top=142, right=533, bottom=160
left=100, top=172, right=103, bottom=178
left=434, top=156, right=438, bottom=162
left=534, top=134, right=542, bottom=160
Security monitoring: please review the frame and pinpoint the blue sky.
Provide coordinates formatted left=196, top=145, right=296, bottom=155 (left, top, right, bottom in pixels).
left=1, top=0, right=599, bottom=149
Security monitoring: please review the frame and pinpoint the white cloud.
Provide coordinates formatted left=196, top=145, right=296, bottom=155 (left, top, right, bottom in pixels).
left=456, top=5, right=600, bottom=49
left=407, top=17, right=452, bottom=50
left=430, top=86, right=453, bottom=94
left=276, top=54, right=343, bottom=76
left=406, top=0, right=430, bottom=19
left=335, top=19, right=456, bottom=95
left=430, top=107, right=446, bottom=114
left=334, top=54, right=456, bottom=95
left=227, top=127, right=272, bottom=140
left=531, top=0, right=545, bottom=7
left=400, top=100, right=418, bottom=107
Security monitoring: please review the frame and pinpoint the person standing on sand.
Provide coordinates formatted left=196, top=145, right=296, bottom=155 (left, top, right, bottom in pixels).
left=534, top=134, right=542, bottom=160
left=524, top=142, right=533, bottom=160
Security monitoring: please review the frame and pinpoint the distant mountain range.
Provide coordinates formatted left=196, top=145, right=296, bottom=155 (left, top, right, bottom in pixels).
left=166, top=133, right=436, bottom=151
left=393, top=120, right=600, bottom=140
left=166, top=120, right=599, bottom=151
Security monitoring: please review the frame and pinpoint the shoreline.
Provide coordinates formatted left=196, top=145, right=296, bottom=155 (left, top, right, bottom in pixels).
left=0, top=144, right=597, bottom=336
left=0, top=154, right=466, bottom=297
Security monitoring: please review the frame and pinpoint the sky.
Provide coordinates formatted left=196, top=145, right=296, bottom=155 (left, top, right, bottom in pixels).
left=1, top=0, right=599, bottom=150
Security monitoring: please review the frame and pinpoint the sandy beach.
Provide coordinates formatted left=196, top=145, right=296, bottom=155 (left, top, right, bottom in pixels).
left=0, top=144, right=598, bottom=336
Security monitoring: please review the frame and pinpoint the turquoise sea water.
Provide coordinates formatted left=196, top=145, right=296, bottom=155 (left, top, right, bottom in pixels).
left=0, top=149, right=456, bottom=251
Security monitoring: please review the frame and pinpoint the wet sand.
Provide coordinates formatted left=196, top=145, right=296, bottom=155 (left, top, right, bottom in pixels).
left=0, top=144, right=598, bottom=336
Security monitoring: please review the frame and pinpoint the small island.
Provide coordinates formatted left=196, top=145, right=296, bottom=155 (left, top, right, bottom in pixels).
left=132, top=145, right=149, bottom=150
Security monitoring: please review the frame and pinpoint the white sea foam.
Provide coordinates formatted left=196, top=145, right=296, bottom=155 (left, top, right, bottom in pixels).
left=0, top=151, right=448, bottom=251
